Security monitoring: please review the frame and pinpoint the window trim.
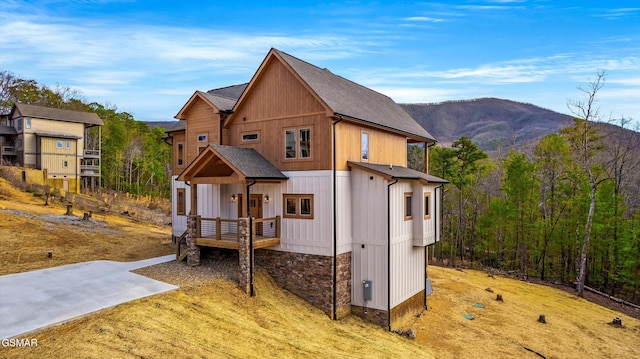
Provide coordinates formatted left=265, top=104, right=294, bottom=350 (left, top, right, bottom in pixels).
left=404, top=192, right=413, bottom=220
left=62, top=160, right=68, bottom=168
left=284, top=126, right=312, bottom=161
left=197, top=134, right=207, bottom=142
left=424, top=192, right=431, bottom=220
left=361, top=130, right=369, bottom=161
left=241, top=130, right=261, bottom=143
left=176, top=188, right=186, bottom=216
left=283, top=194, right=314, bottom=219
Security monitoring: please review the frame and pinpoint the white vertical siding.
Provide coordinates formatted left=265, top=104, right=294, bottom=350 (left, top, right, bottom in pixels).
left=171, top=176, right=188, bottom=237
left=390, top=239, right=425, bottom=307
left=336, top=171, right=353, bottom=254
left=351, top=243, right=388, bottom=310
left=423, top=184, right=437, bottom=246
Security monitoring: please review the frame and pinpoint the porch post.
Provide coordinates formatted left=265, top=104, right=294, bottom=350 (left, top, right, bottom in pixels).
left=238, top=217, right=252, bottom=295
left=186, top=214, right=201, bottom=266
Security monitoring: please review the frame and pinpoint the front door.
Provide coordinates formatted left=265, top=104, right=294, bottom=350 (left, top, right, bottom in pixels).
left=238, top=194, right=263, bottom=235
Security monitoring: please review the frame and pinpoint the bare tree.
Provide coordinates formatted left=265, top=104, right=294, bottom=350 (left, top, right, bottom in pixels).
left=564, top=71, right=611, bottom=297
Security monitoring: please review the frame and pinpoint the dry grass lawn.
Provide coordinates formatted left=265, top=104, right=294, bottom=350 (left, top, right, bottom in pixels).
left=1, top=176, right=639, bottom=358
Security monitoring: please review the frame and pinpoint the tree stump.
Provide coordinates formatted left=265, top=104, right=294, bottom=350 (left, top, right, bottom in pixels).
left=538, top=314, right=546, bottom=323
left=65, top=204, right=73, bottom=215
left=496, top=294, right=503, bottom=301
left=612, top=317, right=622, bottom=326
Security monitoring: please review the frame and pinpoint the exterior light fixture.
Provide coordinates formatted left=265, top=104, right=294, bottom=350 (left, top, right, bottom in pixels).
left=231, top=194, right=236, bottom=202
left=264, top=195, right=270, bottom=203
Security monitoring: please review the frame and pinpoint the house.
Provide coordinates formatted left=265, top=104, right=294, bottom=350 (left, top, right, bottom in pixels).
left=0, top=103, right=103, bottom=192
left=166, top=48, right=447, bottom=330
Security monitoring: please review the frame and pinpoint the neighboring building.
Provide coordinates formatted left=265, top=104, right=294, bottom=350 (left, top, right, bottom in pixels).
left=167, top=48, right=447, bottom=330
left=0, top=103, right=103, bottom=192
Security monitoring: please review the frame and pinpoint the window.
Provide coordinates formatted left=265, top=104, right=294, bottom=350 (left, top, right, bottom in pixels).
left=284, top=127, right=311, bottom=160
left=177, top=143, right=184, bottom=166
left=16, top=119, right=22, bottom=130
left=361, top=131, right=369, bottom=161
left=241, top=132, right=259, bottom=142
left=283, top=194, right=314, bottom=219
left=424, top=192, right=431, bottom=219
left=62, top=160, right=68, bottom=168
left=198, top=134, right=207, bottom=142
left=176, top=188, right=186, bottom=216
left=65, top=141, right=71, bottom=149
left=25, top=119, right=31, bottom=129
left=404, top=192, right=413, bottom=220
left=56, top=140, right=63, bottom=149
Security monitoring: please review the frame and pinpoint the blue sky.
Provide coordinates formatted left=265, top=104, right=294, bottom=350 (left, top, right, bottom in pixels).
left=1, top=0, right=639, bottom=127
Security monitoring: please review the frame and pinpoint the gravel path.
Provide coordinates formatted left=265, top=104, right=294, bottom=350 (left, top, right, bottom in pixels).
left=134, top=253, right=240, bottom=288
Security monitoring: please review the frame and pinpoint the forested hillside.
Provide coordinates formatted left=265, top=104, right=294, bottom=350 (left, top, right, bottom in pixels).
left=420, top=83, right=640, bottom=304
left=0, top=70, right=172, bottom=197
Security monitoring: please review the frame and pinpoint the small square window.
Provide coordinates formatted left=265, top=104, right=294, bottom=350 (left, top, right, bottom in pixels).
left=283, top=194, right=314, bottom=219
left=62, top=160, right=68, bottom=168
left=198, top=134, right=207, bottom=142
left=56, top=140, right=63, bottom=149
left=66, top=141, right=71, bottom=149
left=286, top=197, right=297, bottom=215
left=25, top=119, right=31, bottom=129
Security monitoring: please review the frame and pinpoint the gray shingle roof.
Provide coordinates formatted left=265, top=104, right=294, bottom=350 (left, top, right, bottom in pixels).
left=200, top=83, right=248, bottom=112
left=168, top=120, right=185, bottom=132
left=0, top=126, right=17, bottom=135
left=12, top=103, right=103, bottom=126
left=212, top=145, right=288, bottom=180
left=274, top=49, right=436, bottom=142
left=348, top=161, right=448, bottom=183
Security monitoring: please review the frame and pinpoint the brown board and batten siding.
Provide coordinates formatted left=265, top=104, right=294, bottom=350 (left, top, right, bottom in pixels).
left=228, top=56, right=332, bottom=171
left=182, top=98, right=220, bottom=165
left=335, top=121, right=408, bottom=171
left=171, top=130, right=186, bottom=175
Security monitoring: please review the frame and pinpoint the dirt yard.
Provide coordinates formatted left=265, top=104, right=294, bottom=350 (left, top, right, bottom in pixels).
left=0, top=177, right=173, bottom=275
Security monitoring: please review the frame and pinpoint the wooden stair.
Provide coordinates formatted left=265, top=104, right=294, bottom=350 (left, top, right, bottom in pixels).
left=175, top=230, right=188, bottom=262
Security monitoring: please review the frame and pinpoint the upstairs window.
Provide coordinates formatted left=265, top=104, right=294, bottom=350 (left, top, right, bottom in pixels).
left=56, top=140, right=63, bottom=149
left=404, top=192, right=413, bottom=220
left=177, top=143, right=184, bottom=166
left=361, top=131, right=369, bottom=161
left=241, top=132, right=260, bottom=142
left=197, top=134, right=207, bottom=142
left=25, top=119, right=31, bottom=129
left=285, top=127, right=311, bottom=160
left=424, top=192, right=431, bottom=219
left=66, top=140, right=71, bottom=149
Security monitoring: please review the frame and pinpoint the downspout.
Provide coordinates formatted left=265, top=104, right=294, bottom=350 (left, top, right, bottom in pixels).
left=387, top=178, right=398, bottom=331
left=247, top=179, right=257, bottom=296
left=75, top=139, right=79, bottom=193
left=332, top=116, right=344, bottom=320
left=425, top=183, right=444, bottom=310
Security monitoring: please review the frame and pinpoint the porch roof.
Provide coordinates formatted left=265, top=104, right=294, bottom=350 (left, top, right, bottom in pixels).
left=348, top=161, right=448, bottom=184
left=178, top=145, right=288, bottom=184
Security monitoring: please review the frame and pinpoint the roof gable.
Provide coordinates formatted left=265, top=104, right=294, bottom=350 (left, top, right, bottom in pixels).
left=175, top=84, right=247, bottom=120
left=11, top=103, right=103, bottom=126
left=178, top=145, right=288, bottom=183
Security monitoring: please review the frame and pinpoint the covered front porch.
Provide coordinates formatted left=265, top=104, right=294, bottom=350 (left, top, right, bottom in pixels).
left=177, top=144, right=288, bottom=295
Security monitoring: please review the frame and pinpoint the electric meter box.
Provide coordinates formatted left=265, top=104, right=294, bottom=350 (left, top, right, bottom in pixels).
left=363, top=280, right=372, bottom=301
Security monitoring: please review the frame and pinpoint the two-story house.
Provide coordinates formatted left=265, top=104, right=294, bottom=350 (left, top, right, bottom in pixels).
left=167, top=48, right=446, bottom=330
left=2, top=103, right=103, bottom=192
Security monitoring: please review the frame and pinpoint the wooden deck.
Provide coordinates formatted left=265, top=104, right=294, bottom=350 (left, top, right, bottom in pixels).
left=195, top=234, right=280, bottom=249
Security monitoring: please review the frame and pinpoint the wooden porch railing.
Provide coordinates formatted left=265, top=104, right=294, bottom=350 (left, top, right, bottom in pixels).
left=198, top=216, right=281, bottom=242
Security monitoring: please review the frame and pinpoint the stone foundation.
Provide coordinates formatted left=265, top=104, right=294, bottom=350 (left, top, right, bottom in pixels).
left=186, top=215, right=200, bottom=266
left=256, top=250, right=352, bottom=319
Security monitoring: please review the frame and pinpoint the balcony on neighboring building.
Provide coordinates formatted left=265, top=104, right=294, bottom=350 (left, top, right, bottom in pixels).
left=83, top=149, right=100, bottom=159
left=1, top=146, right=17, bottom=156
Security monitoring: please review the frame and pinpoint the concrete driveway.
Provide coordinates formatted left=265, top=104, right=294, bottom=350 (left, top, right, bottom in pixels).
left=0, top=255, right=177, bottom=339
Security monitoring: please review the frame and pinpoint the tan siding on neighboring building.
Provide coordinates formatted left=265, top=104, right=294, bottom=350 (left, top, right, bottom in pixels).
left=20, top=117, right=84, bottom=167
left=335, top=121, right=407, bottom=170
left=40, top=137, right=78, bottom=178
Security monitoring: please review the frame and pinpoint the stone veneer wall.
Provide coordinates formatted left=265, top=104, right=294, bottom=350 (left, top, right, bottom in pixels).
left=256, top=250, right=352, bottom=319
left=351, top=305, right=389, bottom=328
